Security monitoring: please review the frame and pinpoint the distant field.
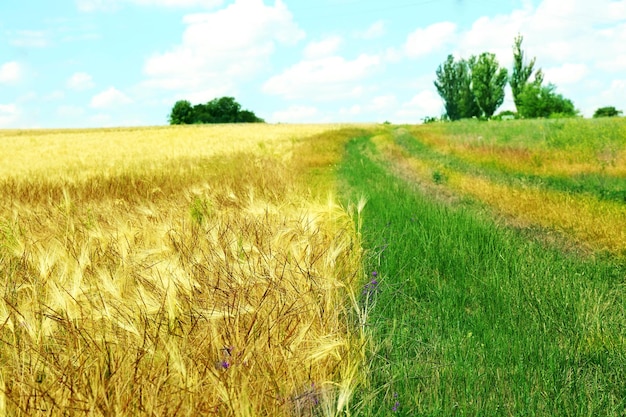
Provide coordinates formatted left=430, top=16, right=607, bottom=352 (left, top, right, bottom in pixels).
left=0, top=124, right=342, bottom=179
left=1, top=119, right=625, bottom=416
left=375, top=118, right=626, bottom=257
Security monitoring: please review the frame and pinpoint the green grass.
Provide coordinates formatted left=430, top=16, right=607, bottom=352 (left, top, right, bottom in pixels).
left=340, top=135, right=626, bottom=416
left=394, top=123, right=626, bottom=204
left=436, top=117, right=626, bottom=151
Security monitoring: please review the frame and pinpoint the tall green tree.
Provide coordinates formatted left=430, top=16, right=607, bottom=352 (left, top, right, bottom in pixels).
left=434, top=55, right=481, bottom=120
left=510, top=34, right=543, bottom=111
left=434, top=55, right=464, bottom=121
left=459, top=56, right=482, bottom=119
left=471, top=52, right=508, bottom=118
left=169, top=100, right=194, bottom=125
left=435, top=54, right=506, bottom=120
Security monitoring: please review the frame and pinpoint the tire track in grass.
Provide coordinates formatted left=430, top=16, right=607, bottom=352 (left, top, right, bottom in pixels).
left=340, top=135, right=626, bottom=417
left=380, top=127, right=626, bottom=259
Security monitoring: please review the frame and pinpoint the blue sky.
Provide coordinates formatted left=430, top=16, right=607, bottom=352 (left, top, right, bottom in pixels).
left=1, top=0, right=625, bottom=128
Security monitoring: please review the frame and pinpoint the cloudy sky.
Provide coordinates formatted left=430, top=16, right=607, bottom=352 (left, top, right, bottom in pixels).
left=1, top=0, right=625, bottom=128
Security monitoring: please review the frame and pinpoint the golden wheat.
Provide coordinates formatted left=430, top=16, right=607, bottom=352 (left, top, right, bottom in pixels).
left=0, top=125, right=366, bottom=416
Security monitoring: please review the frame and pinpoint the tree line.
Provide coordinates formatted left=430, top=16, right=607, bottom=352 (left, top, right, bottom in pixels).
left=169, top=97, right=264, bottom=125
left=434, top=35, right=582, bottom=121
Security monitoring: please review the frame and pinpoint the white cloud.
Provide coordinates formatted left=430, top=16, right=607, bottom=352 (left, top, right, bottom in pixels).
left=10, top=30, right=50, bottom=48
left=44, top=90, right=66, bottom=101
left=453, top=0, right=626, bottom=68
left=0, top=104, right=19, bottom=127
left=90, top=87, right=133, bottom=108
left=597, top=39, right=626, bottom=73
left=132, top=0, right=223, bottom=6
left=77, top=0, right=223, bottom=11
left=262, top=54, right=380, bottom=100
left=270, top=105, right=320, bottom=123
left=142, top=0, right=303, bottom=96
left=368, top=95, right=397, bottom=112
left=355, top=21, right=385, bottom=40
left=303, top=36, right=342, bottom=60
left=543, top=63, right=589, bottom=85
left=599, top=79, right=626, bottom=107
left=0, top=62, right=22, bottom=84
left=455, top=11, right=528, bottom=65
left=395, top=90, right=443, bottom=123
left=405, top=22, right=457, bottom=58
left=16, top=92, right=38, bottom=103
left=76, top=0, right=116, bottom=12
left=340, top=105, right=362, bottom=116
left=180, top=87, right=233, bottom=105
left=67, top=72, right=95, bottom=91
left=408, top=0, right=626, bottom=122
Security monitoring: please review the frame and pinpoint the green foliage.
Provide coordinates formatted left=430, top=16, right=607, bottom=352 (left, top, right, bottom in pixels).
left=431, top=169, right=446, bottom=183
left=434, top=55, right=465, bottom=121
left=168, top=100, right=194, bottom=125
left=518, top=83, right=578, bottom=118
left=471, top=52, right=509, bottom=118
left=340, top=134, right=626, bottom=416
left=168, top=96, right=264, bottom=125
left=593, top=106, right=622, bottom=118
left=509, top=34, right=577, bottom=120
left=434, top=54, right=506, bottom=120
left=459, top=56, right=482, bottom=119
left=510, top=34, right=543, bottom=111
left=421, top=116, right=439, bottom=124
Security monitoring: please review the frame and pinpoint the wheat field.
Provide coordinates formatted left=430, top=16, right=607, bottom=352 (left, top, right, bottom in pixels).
left=0, top=124, right=368, bottom=416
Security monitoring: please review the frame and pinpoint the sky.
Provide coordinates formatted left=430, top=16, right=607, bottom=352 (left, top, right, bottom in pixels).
left=1, top=0, right=626, bottom=128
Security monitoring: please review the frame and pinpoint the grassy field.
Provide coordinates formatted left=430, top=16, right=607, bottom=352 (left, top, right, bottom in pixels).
left=0, top=118, right=625, bottom=416
left=339, top=119, right=626, bottom=416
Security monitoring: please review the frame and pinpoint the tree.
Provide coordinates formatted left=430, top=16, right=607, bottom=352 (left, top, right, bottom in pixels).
left=434, top=55, right=482, bottom=120
left=210, top=96, right=241, bottom=123
left=517, top=83, right=577, bottom=118
left=169, top=100, right=194, bottom=125
left=459, top=56, right=482, bottom=119
left=434, top=55, right=464, bottom=121
left=237, top=110, right=265, bottom=123
left=192, top=103, right=213, bottom=123
left=471, top=52, right=508, bottom=118
left=510, top=34, right=543, bottom=112
left=168, top=97, right=264, bottom=125
left=593, top=106, right=622, bottom=118
left=435, top=54, right=507, bottom=120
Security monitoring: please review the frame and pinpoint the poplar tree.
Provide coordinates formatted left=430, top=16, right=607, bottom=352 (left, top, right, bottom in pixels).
left=510, top=34, right=543, bottom=111
left=471, top=52, right=508, bottom=118
left=434, top=55, right=464, bottom=121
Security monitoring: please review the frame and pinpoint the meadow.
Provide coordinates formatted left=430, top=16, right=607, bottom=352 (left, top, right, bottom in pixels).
left=339, top=118, right=626, bottom=416
left=0, top=118, right=625, bottom=416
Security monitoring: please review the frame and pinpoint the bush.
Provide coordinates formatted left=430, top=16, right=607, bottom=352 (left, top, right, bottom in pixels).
left=168, top=97, right=264, bottom=125
left=518, top=83, right=578, bottom=119
left=493, top=110, right=518, bottom=121
left=593, top=106, right=622, bottom=118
